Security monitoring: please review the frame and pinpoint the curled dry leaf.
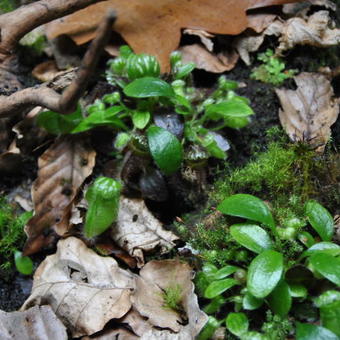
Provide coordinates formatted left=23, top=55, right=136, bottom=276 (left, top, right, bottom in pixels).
left=275, top=72, right=340, bottom=152
left=283, top=0, right=336, bottom=17
left=131, top=259, right=208, bottom=338
left=45, top=0, right=300, bottom=71
left=0, top=305, right=67, bottom=340
left=276, top=10, right=340, bottom=54
left=183, top=29, right=215, bottom=51
left=32, top=60, right=63, bottom=82
left=179, top=44, right=239, bottom=73
left=23, top=136, right=96, bottom=256
left=21, top=237, right=134, bottom=338
left=113, top=197, right=179, bottom=267
left=0, top=140, right=22, bottom=174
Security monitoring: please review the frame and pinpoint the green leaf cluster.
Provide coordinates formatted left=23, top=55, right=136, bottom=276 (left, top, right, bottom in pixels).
left=37, top=46, right=254, bottom=175
left=251, top=49, right=297, bottom=85
left=196, top=194, right=340, bottom=339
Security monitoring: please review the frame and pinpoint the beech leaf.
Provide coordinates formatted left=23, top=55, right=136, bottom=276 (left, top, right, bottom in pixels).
left=23, top=136, right=96, bottom=255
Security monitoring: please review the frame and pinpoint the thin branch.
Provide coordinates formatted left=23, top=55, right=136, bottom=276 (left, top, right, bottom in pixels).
left=0, top=0, right=105, bottom=63
left=0, top=11, right=116, bottom=117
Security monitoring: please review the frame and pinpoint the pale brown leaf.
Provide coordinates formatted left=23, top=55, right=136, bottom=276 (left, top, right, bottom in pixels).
left=45, top=0, right=301, bottom=71
left=183, top=29, right=215, bottom=51
left=23, top=136, right=96, bottom=255
left=179, top=44, right=239, bottom=73
left=113, top=198, right=179, bottom=267
left=0, top=305, right=67, bottom=340
left=131, top=259, right=208, bottom=338
left=275, top=72, right=340, bottom=152
left=21, top=237, right=134, bottom=337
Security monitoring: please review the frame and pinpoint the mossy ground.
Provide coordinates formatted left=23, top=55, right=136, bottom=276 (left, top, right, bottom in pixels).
left=176, top=127, right=340, bottom=267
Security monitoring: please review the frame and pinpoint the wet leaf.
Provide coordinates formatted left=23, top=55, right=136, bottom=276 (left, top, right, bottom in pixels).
left=276, top=72, right=340, bottom=152
left=217, top=194, right=275, bottom=229
left=230, top=224, right=273, bottom=253
left=112, top=197, right=178, bottom=266
left=22, top=237, right=134, bottom=337
left=302, top=242, right=340, bottom=258
left=132, top=111, right=151, bottom=129
left=289, top=284, right=307, bottom=298
left=45, top=0, right=301, bottom=72
left=0, top=306, right=67, bottom=340
left=267, top=280, right=292, bottom=316
left=296, top=322, right=339, bottom=340
left=243, top=292, right=264, bottom=310
left=147, top=126, right=183, bottom=175
left=204, top=278, right=239, bottom=299
left=14, top=251, right=33, bottom=275
left=309, top=253, right=340, bottom=285
left=124, top=77, right=175, bottom=98
left=305, top=200, right=334, bottom=241
left=247, top=250, right=283, bottom=298
left=23, top=136, right=96, bottom=255
left=213, top=265, right=238, bottom=280
left=226, top=312, right=249, bottom=337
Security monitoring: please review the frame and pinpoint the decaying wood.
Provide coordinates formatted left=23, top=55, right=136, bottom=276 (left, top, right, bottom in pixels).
left=0, top=5, right=115, bottom=118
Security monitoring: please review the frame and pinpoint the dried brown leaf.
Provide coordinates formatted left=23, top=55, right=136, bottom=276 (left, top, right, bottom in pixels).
left=32, top=60, right=63, bottom=82
left=113, top=198, right=178, bottom=267
left=183, top=29, right=215, bottom=51
left=0, top=141, right=23, bottom=175
left=277, top=11, right=340, bottom=54
left=275, top=72, right=340, bottom=152
left=23, top=136, right=96, bottom=255
left=45, top=0, right=301, bottom=71
left=0, top=305, right=67, bottom=340
left=22, top=237, right=134, bottom=337
left=131, top=259, right=208, bottom=338
left=179, top=44, right=239, bottom=73
left=247, top=13, right=278, bottom=33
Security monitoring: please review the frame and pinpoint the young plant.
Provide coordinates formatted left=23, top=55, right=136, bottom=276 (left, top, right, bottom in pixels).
left=37, top=46, right=254, bottom=175
left=251, top=49, right=297, bottom=85
left=196, top=194, right=340, bottom=339
left=84, top=176, right=122, bottom=238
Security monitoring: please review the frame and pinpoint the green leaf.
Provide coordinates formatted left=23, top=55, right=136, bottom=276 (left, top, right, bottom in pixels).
left=305, top=200, right=334, bottom=241
left=247, top=250, right=283, bottom=298
left=226, top=312, right=249, bottom=337
left=309, top=253, right=340, bottom=285
left=268, top=280, right=292, bottom=317
left=206, top=99, right=254, bottom=121
left=174, top=63, right=195, bottom=79
left=213, top=265, right=238, bottom=280
left=296, top=322, right=339, bottom=340
left=147, top=126, right=183, bottom=175
left=217, top=194, right=275, bottom=229
left=315, top=290, right=340, bottom=336
left=124, top=77, right=175, bottom=98
left=243, top=292, right=264, bottom=310
left=201, top=133, right=227, bottom=160
left=224, top=116, right=250, bottom=129
left=114, top=132, right=131, bottom=150
left=204, top=296, right=226, bottom=314
left=204, top=278, right=239, bottom=299
left=289, top=284, right=307, bottom=298
left=230, top=224, right=273, bottom=254
left=84, top=177, right=122, bottom=238
left=37, top=107, right=82, bottom=135
left=72, top=106, right=126, bottom=133
left=126, top=53, right=160, bottom=80
left=241, top=332, right=267, bottom=340
left=132, top=111, right=150, bottom=129
left=197, top=316, right=220, bottom=340
left=298, top=231, right=316, bottom=248
left=302, top=242, right=340, bottom=258
left=14, top=251, right=33, bottom=275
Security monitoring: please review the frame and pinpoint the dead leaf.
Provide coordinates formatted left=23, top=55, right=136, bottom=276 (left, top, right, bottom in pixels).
left=32, top=60, right=63, bottom=82
left=84, top=328, right=139, bottom=340
left=179, top=44, right=238, bottom=73
left=0, top=140, right=23, bottom=174
left=21, top=237, right=134, bottom=338
left=45, top=0, right=301, bottom=71
left=0, top=305, right=67, bottom=340
left=23, top=136, right=96, bottom=256
left=247, top=13, right=278, bottom=33
left=283, top=0, right=336, bottom=17
left=131, top=259, right=207, bottom=338
left=275, top=72, right=340, bottom=152
left=113, top=198, right=179, bottom=267
left=183, top=29, right=215, bottom=51
left=276, top=10, right=340, bottom=54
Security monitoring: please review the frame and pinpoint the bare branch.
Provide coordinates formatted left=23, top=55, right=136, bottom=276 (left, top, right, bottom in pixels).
left=0, top=11, right=116, bottom=118
left=0, top=0, right=105, bottom=62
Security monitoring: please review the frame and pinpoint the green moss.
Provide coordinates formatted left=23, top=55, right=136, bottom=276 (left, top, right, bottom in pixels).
left=162, top=284, right=183, bottom=313
left=0, top=0, right=17, bottom=13
left=0, top=197, right=32, bottom=278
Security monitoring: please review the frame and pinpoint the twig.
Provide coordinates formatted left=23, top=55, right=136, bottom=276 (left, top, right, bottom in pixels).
left=0, top=0, right=105, bottom=63
left=0, top=11, right=116, bottom=117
